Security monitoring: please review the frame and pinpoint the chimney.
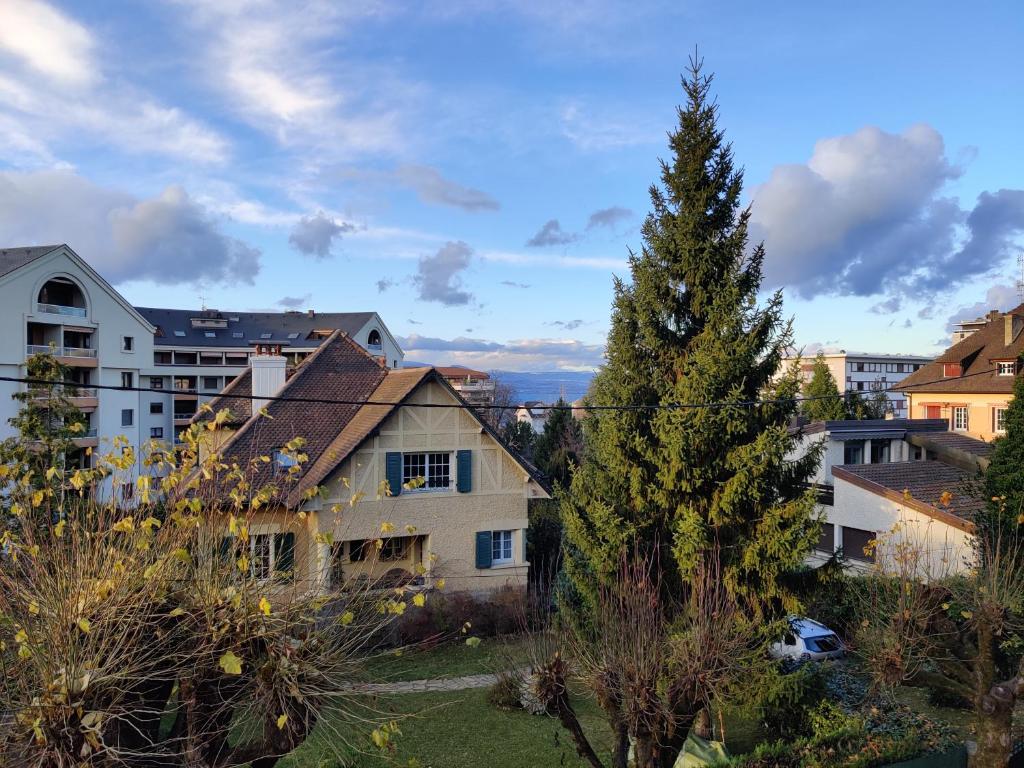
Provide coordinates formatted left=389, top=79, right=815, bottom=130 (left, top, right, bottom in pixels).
left=307, top=309, right=315, bottom=318
left=1005, top=313, right=1023, bottom=347
left=251, top=343, right=287, bottom=413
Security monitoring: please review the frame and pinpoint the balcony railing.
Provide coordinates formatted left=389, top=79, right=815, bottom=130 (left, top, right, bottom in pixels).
left=74, top=428, right=98, bottom=439
left=173, top=413, right=197, bottom=421
left=26, top=344, right=97, bottom=358
left=29, top=386, right=97, bottom=398
left=37, top=302, right=87, bottom=318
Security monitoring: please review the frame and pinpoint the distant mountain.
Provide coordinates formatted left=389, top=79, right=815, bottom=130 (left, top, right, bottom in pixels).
left=490, top=370, right=595, bottom=404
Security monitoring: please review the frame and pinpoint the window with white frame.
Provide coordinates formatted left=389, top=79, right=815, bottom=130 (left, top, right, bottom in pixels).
left=998, top=361, right=1016, bottom=376
left=122, top=335, right=134, bottom=352
left=224, top=533, right=294, bottom=582
left=952, top=406, right=969, bottom=431
left=995, top=407, right=1009, bottom=433
left=402, top=452, right=451, bottom=490
left=492, top=530, right=514, bottom=565
left=379, top=536, right=410, bottom=561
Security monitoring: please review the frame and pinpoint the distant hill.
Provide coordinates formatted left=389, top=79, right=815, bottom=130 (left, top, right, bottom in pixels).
left=490, top=370, right=595, bottom=403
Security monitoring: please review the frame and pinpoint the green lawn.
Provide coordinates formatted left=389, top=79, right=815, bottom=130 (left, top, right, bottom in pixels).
left=362, top=634, right=537, bottom=683
left=278, top=687, right=613, bottom=768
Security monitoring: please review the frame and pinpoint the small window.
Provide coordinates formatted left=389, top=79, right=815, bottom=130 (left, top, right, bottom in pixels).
left=204, top=331, right=216, bottom=338
left=367, top=329, right=382, bottom=348
left=843, top=441, right=864, bottom=464
left=998, top=361, right=1016, bottom=376
left=953, top=406, right=969, bottom=432
left=229, top=316, right=240, bottom=322
left=174, top=330, right=186, bottom=337
left=870, top=440, right=891, bottom=464
left=122, top=336, right=134, bottom=352
left=150, top=377, right=164, bottom=389
left=150, top=427, right=164, bottom=439
left=260, top=332, right=273, bottom=339
left=121, top=408, right=134, bottom=427
left=287, top=332, right=300, bottom=339
left=232, top=331, right=244, bottom=339
left=816, top=522, right=835, bottom=554
left=273, top=450, right=298, bottom=473
left=842, top=526, right=876, bottom=563
left=491, top=530, right=514, bottom=565
left=150, top=402, right=163, bottom=415
left=202, top=376, right=219, bottom=391
left=402, top=452, right=451, bottom=490
left=348, top=539, right=368, bottom=562
left=995, top=407, right=1009, bottom=434
left=121, top=372, right=133, bottom=389
left=380, top=536, right=410, bottom=562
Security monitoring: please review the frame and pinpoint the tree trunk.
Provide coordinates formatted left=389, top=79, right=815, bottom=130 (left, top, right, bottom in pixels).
left=970, top=613, right=1019, bottom=768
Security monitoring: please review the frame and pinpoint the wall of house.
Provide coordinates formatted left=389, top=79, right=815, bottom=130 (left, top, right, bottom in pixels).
left=312, top=380, right=541, bottom=593
left=826, top=479, right=974, bottom=577
left=906, top=393, right=1009, bottom=442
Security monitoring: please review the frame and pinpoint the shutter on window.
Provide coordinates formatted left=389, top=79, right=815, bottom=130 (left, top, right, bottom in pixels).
left=522, top=528, right=528, bottom=564
left=274, top=532, right=295, bottom=581
left=385, top=452, right=402, bottom=496
left=475, top=530, right=492, bottom=569
left=457, top=449, right=472, bottom=493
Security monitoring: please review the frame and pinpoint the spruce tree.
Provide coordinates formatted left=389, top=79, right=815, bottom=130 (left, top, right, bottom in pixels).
left=533, top=399, right=582, bottom=488
left=801, top=352, right=846, bottom=421
left=562, top=62, right=820, bottom=617
left=983, top=369, right=1024, bottom=539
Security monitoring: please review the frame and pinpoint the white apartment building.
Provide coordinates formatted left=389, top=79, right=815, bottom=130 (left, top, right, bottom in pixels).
left=788, top=351, right=932, bottom=418
left=134, top=308, right=403, bottom=445
left=0, top=244, right=404, bottom=472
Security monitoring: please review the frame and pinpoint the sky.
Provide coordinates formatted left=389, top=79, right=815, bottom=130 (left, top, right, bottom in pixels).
left=1, top=0, right=1023, bottom=372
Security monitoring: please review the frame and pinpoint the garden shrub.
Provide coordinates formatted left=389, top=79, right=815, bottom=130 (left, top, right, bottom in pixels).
left=395, top=586, right=529, bottom=645
left=487, top=672, right=523, bottom=711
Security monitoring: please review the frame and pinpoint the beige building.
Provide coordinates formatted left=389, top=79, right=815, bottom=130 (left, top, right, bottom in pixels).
left=197, top=332, right=548, bottom=595
left=900, top=304, right=1024, bottom=441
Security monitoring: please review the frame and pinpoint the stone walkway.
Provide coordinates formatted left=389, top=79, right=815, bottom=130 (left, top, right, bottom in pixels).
left=355, top=667, right=529, bottom=694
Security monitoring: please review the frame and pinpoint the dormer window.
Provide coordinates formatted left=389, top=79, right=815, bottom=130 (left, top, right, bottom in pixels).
left=942, top=363, right=962, bottom=377
left=367, top=329, right=382, bottom=349
left=174, top=330, right=186, bottom=337
left=204, top=331, right=216, bottom=338
left=998, top=361, right=1016, bottom=376
left=260, top=332, right=273, bottom=339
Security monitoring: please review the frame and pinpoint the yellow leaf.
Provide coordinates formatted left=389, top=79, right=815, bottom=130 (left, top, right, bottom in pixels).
left=53, top=519, right=66, bottom=538
left=28, top=601, right=39, bottom=615
left=961, top=610, right=973, bottom=620
left=276, top=714, right=288, bottom=730
left=259, top=597, right=271, bottom=616
left=435, top=578, right=446, bottom=590
left=169, top=607, right=186, bottom=618
left=465, top=636, right=481, bottom=648
left=218, top=651, right=243, bottom=675
left=77, top=618, right=91, bottom=634
left=380, top=521, right=395, bottom=534
left=339, top=611, right=354, bottom=626
left=111, top=517, right=135, bottom=533
left=45, top=467, right=58, bottom=481
left=412, top=593, right=426, bottom=608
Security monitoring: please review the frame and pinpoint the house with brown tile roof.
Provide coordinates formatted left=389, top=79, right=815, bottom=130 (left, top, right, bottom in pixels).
left=197, top=331, right=549, bottom=595
left=899, top=304, right=1024, bottom=440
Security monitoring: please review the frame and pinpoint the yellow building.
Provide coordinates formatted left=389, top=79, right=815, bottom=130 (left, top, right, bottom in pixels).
left=195, top=331, right=549, bottom=596
left=900, top=305, right=1023, bottom=442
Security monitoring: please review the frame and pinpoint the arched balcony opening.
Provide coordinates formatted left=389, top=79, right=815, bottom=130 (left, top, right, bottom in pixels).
left=38, top=277, right=87, bottom=317
left=367, top=329, right=383, bottom=350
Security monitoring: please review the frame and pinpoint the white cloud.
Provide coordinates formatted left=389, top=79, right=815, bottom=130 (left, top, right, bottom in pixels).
left=399, top=333, right=604, bottom=372
left=0, top=0, right=98, bottom=87
left=0, top=169, right=260, bottom=285
left=560, top=102, right=659, bottom=151
left=414, top=241, right=474, bottom=306
left=944, top=283, right=1021, bottom=333
left=288, top=211, right=355, bottom=258
left=482, top=250, right=625, bottom=270
left=752, top=124, right=1024, bottom=302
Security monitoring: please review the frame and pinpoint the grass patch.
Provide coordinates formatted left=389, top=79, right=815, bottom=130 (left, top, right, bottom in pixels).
left=363, top=635, right=535, bottom=683
left=278, top=687, right=612, bottom=768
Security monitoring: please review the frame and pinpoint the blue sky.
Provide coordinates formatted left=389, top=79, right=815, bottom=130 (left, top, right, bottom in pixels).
left=1, top=1, right=1023, bottom=370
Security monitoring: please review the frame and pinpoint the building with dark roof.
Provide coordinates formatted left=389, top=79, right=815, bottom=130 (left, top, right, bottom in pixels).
left=199, top=332, right=548, bottom=594
left=899, top=303, right=1024, bottom=440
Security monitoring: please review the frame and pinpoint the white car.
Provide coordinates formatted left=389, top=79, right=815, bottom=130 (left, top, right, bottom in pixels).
left=770, top=616, right=844, bottom=662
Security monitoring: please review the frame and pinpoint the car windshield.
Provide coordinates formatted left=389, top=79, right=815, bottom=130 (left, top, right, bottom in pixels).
left=804, top=634, right=840, bottom=653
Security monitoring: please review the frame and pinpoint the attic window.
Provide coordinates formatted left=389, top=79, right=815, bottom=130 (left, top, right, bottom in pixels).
left=204, top=331, right=216, bottom=338
left=260, top=332, right=273, bottom=339
left=229, top=316, right=240, bottom=322
left=998, top=361, right=1016, bottom=376
left=174, top=330, right=186, bottom=337
left=232, top=332, right=244, bottom=338
left=942, top=363, right=962, bottom=377
left=287, top=332, right=300, bottom=339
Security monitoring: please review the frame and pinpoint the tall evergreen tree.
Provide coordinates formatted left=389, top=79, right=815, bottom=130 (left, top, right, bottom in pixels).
left=801, top=352, right=846, bottom=421
left=561, top=61, right=820, bottom=617
left=983, top=368, right=1024, bottom=539
left=533, top=399, right=582, bottom=488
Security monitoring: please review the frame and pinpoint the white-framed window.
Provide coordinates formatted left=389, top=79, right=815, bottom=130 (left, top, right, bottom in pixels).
left=121, top=408, right=134, bottom=427
left=380, top=536, right=410, bottom=562
left=995, top=407, right=1009, bottom=434
left=122, top=335, right=134, bottom=352
left=402, top=452, right=451, bottom=490
left=492, top=530, right=514, bottom=565
left=224, top=532, right=294, bottom=582
left=952, top=406, right=969, bottom=432
left=150, top=427, right=163, bottom=439
left=121, top=372, right=133, bottom=388
left=998, top=361, right=1016, bottom=376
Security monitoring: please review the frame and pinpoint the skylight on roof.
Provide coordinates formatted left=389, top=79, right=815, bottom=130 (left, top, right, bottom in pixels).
left=232, top=332, right=244, bottom=338
left=229, top=316, right=239, bottom=322
left=204, top=331, right=216, bottom=338
left=260, top=332, right=273, bottom=339
left=287, top=332, right=300, bottom=339
left=173, top=330, right=186, bottom=337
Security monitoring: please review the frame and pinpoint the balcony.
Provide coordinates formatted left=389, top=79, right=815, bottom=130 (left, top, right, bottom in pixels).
left=27, top=344, right=97, bottom=358
left=37, top=302, right=88, bottom=318
left=29, top=386, right=99, bottom=410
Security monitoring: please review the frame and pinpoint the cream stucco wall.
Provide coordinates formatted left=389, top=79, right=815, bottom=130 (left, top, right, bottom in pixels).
left=906, top=392, right=1009, bottom=442
left=307, top=380, right=542, bottom=593
left=824, top=477, right=975, bottom=578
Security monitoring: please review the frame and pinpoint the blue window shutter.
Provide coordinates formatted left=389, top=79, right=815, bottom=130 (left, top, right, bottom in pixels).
left=475, top=530, right=492, bottom=569
left=522, top=528, right=528, bottom=564
left=385, top=452, right=402, bottom=496
left=456, top=449, right=472, bottom=493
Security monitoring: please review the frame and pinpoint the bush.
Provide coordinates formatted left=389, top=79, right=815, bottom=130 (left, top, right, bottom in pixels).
left=395, top=587, right=531, bottom=645
left=803, top=571, right=868, bottom=645
left=742, top=661, right=829, bottom=739
left=487, top=672, right=523, bottom=711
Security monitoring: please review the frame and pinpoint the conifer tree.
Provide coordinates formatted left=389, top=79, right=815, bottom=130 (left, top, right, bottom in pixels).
left=533, top=399, right=582, bottom=488
left=801, top=352, right=846, bottom=421
left=561, top=61, right=820, bottom=617
left=983, top=369, right=1024, bottom=538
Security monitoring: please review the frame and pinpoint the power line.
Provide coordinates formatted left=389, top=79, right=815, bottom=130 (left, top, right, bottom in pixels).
left=0, top=366, right=997, bottom=414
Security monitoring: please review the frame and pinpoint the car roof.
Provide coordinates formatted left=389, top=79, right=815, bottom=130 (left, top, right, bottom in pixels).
left=788, top=616, right=834, bottom=637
